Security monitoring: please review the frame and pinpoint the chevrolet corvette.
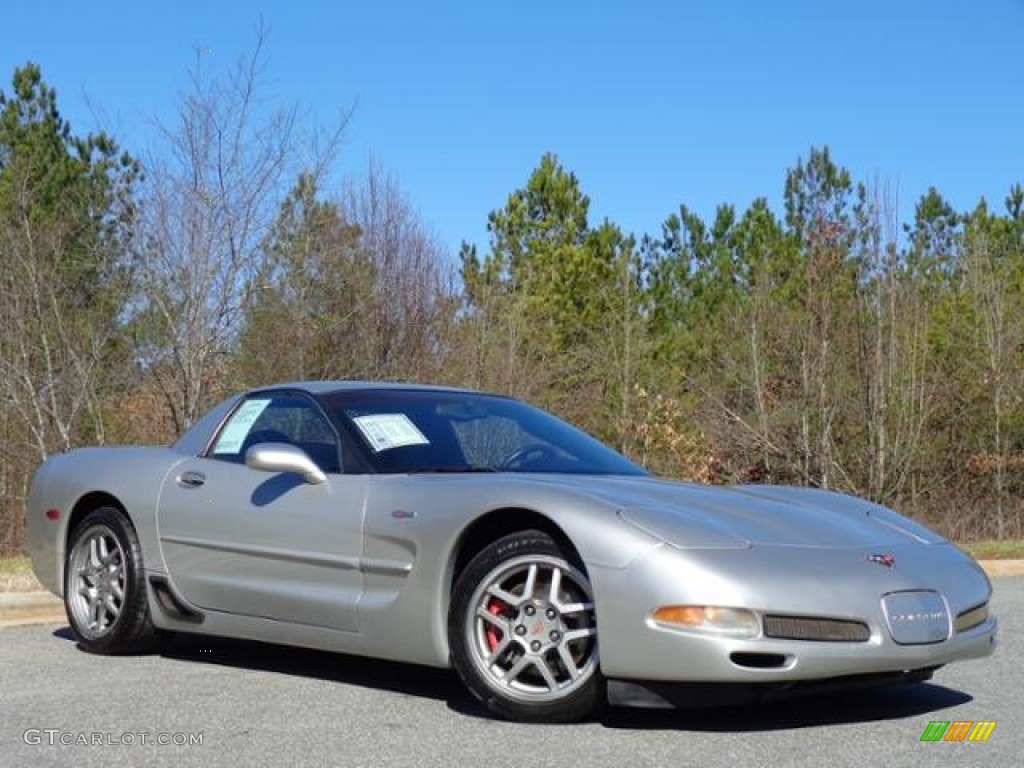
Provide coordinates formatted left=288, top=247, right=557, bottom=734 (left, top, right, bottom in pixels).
left=26, top=381, right=997, bottom=721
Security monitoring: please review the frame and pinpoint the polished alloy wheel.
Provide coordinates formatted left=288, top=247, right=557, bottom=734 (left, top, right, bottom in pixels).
left=67, top=524, right=127, bottom=639
left=465, top=554, right=598, bottom=702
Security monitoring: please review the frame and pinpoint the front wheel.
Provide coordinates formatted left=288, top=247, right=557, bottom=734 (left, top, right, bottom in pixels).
left=449, top=530, right=604, bottom=722
left=64, top=507, right=165, bottom=654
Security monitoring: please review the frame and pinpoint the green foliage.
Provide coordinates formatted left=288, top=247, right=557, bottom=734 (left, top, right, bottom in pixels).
left=906, top=187, right=958, bottom=271
left=0, top=63, right=139, bottom=449
left=0, top=63, right=138, bottom=306
left=461, top=155, right=654, bottom=445
left=466, top=152, right=598, bottom=353
left=235, top=172, right=366, bottom=384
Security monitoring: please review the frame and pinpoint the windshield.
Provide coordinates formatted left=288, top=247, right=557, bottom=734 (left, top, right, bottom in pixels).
left=321, top=389, right=647, bottom=476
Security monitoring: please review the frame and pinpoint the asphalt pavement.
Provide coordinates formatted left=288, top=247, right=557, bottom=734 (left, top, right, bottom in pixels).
left=0, top=576, right=1020, bottom=768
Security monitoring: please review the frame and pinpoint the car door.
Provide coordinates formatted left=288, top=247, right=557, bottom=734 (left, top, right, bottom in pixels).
left=157, top=391, right=365, bottom=632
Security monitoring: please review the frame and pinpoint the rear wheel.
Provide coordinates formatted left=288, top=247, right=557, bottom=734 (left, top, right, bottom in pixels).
left=64, top=507, right=165, bottom=654
left=449, top=530, right=604, bottom=722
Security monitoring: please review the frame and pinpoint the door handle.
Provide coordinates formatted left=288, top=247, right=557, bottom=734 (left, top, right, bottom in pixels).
left=177, top=471, right=207, bottom=488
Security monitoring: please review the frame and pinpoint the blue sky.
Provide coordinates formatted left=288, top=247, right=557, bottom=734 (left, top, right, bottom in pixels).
left=2, top=0, right=1021, bottom=257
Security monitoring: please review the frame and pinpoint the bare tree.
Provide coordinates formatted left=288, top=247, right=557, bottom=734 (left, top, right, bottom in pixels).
left=852, top=180, right=933, bottom=504
left=232, top=160, right=455, bottom=388
left=963, top=205, right=1020, bottom=538
left=0, top=216, right=125, bottom=460
left=338, top=160, right=454, bottom=381
left=131, top=23, right=348, bottom=433
left=1, top=210, right=127, bottom=554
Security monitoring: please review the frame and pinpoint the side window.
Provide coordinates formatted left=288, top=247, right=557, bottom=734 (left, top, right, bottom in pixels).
left=209, top=394, right=341, bottom=473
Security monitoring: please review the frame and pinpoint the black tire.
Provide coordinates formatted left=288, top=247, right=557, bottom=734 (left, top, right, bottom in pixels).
left=449, top=529, right=605, bottom=722
left=64, top=506, right=166, bottom=654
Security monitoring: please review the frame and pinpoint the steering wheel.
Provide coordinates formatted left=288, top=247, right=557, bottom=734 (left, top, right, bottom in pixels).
left=498, top=443, right=561, bottom=471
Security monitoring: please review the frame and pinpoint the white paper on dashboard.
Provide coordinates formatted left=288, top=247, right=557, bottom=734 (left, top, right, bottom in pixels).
left=213, top=398, right=272, bottom=453
left=352, top=414, right=430, bottom=452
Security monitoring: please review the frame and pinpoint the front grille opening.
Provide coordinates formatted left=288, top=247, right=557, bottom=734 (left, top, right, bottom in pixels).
left=955, top=602, right=989, bottom=633
left=763, top=615, right=871, bottom=642
left=730, top=652, right=788, bottom=669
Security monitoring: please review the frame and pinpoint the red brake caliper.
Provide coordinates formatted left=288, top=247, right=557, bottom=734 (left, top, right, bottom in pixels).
left=485, top=599, right=504, bottom=651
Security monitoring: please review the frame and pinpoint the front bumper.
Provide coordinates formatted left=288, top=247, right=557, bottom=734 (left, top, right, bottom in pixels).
left=607, top=666, right=942, bottom=709
left=588, top=542, right=997, bottom=686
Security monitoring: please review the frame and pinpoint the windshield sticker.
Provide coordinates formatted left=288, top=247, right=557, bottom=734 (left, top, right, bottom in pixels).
left=352, top=414, right=430, bottom=452
left=213, top=398, right=272, bottom=454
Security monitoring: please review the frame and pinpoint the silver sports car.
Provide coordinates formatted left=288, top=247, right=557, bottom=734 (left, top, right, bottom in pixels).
left=26, top=381, right=997, bottom=722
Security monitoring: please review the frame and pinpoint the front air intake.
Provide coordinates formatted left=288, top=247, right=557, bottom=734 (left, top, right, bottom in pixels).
left=763, top=615, right=870, bottom=642
left=730, top=652, right=788, bottom=669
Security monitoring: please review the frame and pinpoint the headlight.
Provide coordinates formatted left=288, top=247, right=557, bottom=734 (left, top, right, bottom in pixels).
left=652, top=605, right=760, bottom=638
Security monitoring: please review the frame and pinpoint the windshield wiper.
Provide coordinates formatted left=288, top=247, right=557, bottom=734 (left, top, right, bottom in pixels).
left=407, top=464, right=499, bottom=473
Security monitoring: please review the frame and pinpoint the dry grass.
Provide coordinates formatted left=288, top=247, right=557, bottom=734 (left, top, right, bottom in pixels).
left=960, top=539, right=1024, bottom=560
left=0, top=555, right=43, bottom=592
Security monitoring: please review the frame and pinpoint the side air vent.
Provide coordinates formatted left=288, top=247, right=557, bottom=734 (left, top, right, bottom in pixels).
left=149, top=575, right=204, bottom=624
left=763, top=615, right=870, bottom=642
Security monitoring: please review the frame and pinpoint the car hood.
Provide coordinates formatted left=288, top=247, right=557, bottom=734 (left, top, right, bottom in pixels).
left=522, top=474, right=945, bottom=550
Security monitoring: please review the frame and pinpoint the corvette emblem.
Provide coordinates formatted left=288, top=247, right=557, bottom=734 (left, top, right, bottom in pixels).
left=867, top=553, right=896, bottom=568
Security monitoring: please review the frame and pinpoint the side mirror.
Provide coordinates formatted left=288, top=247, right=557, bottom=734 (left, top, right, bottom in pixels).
left=245, top=442, right=327, bottom=485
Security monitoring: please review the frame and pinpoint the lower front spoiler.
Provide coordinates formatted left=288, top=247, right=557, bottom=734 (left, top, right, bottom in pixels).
left=607, top=666, right=940, bottom=710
